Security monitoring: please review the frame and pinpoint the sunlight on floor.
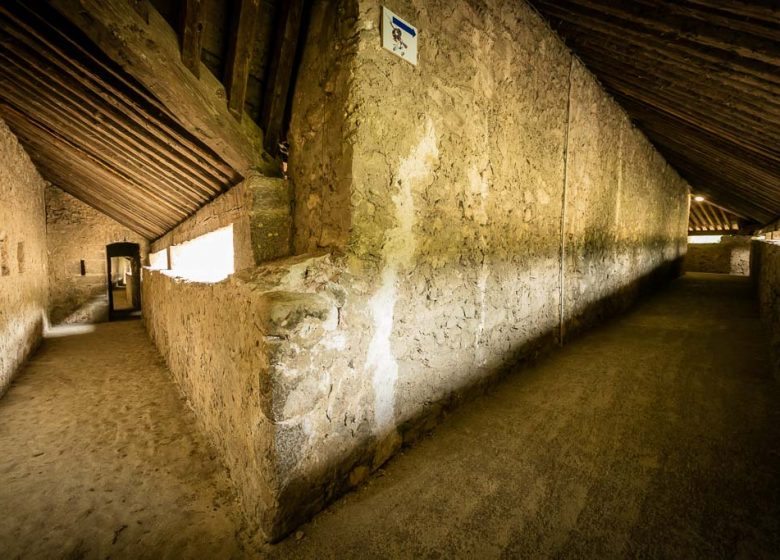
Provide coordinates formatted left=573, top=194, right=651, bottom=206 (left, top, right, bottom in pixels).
left=45, top=324, right=97, bottom=338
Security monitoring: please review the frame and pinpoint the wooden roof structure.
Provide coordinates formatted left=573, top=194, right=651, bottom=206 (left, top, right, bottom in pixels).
left=688, top=197, right=744, bottom=234
left=0, top=0, right=305, bottom=239
left=530, top=0, right=780, bottom=226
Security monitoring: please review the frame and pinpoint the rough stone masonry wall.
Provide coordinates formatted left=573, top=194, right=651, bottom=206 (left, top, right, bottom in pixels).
left=750, top=240, right=780, bottom=378
left=46, top=185, right=149, bottom=325
left=0, top=117, right=48, bottom=397
left=685, top=236, right=751, bottom=276
left=143, top=0, right=689, bottom=541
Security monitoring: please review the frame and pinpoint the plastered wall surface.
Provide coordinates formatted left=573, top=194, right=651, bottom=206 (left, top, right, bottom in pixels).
left=685, top=237, right=750, bottom=276
left=563, top=62, right=689, bottom=334
left=143, top=0, right=689, bottom=540
left=0, top=117, right=48, bottom=397
left=46, top=185, right=149, bottom=325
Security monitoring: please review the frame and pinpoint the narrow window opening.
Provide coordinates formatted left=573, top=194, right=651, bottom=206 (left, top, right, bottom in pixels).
left=16, top=241, right=24, bottom=274
left=80, top=260, right=86, bottom=276
left=0, top=234, right=9, bottom=276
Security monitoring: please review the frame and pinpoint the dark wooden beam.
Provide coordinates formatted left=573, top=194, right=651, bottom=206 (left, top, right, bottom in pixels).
left=261, top=0, right=304, bottom=155
left=49, top=0, right=271, bottom=174
left=561, top=24, right=780, bottom=102
left=128, top=0, right=150, bottom=23
left=179, top=0, right=206, bottom=78
left=536, top=0, right=780, bottom=86
left=569, top=41, right=780, bottom=121
left=551, top=0, right=780, bottom=67
left=683, top=0, right=780, bottom=25
left=1, top=103, right=176, bottom=227
left=0, top=44, right=223, bottom=200
left=0, top=73, right=197, bottom=215
left=660, top=0, right=780, bottom=42
left=224, top=0, right=261, bottom=120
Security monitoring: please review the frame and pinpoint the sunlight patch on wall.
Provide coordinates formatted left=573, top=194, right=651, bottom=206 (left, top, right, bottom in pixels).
left=168, top=224, right=235, bottom=283
left=688, top=235, right=722, bottom=244
left=148, top=249, right=169, bottom=270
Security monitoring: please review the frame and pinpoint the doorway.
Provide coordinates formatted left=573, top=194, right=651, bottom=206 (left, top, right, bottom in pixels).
left=106, top=242, right=141, bottom=321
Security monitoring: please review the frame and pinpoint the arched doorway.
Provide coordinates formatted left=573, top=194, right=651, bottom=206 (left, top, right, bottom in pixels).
left=106, top=242, right=141, bottom=321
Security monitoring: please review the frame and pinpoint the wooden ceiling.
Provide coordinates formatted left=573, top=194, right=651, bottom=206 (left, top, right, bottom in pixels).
left=0, top=1, right=244, bottom=238
left=530, top=0, right=780, bottom=226
left=0, top=0, right=306, bottom=239
left=689, top=197, right=743, bottom=234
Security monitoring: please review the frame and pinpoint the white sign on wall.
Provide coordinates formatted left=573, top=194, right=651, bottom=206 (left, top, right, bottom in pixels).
left=381, top=7, right=418, bottom=66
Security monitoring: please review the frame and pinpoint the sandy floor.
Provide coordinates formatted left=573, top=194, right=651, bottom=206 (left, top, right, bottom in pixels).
left=0, top=321, right=246, bottom=559
left=2, top=273, right=780, bottom=559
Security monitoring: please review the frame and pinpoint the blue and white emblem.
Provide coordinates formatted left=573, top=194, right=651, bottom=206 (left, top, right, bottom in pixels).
left=381, top=7, right=418, bottom=66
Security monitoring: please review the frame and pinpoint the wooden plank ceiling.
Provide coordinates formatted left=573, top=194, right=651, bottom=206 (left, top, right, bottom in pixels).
left=689, top=196, right=742, bottom=234
left=530, top=0, right=780, bottom=226
left=0, top=1, right=242, bottom=238
left=0, top=0, right=306, bottom=239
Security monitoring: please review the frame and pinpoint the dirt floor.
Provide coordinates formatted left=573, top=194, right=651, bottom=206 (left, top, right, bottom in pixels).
left=2, top=273, right=780, bottom=558
left=0, top=321, right=247, bottom=559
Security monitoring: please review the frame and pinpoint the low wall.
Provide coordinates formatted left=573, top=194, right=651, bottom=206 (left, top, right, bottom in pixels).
left=685, top=236, right=751, bottom=276
left=0, top=117, right=48, bottom=397
left=751, top=240, right=780, bottom=378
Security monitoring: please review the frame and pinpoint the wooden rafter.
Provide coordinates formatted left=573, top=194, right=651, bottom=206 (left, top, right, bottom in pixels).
left=0, top=1, right=245, bottom=238
left=261, top=0, right=305, bottom=154
left=224, top=0, right=261, bottom=120
left=179, top=0, right=206, bottom=78
left=48, top=0, right=269, bottom=175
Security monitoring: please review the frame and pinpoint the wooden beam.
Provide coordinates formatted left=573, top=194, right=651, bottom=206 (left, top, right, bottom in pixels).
left=688, top=204, right=703, bottom=230
left=637, top=122, right=780, bottom=206
left=659, top=151, right=778, bottom=222
left=683, top=0, right=780, bottom=25
left=561, top=24, right=780, bottom=102
left=569, top=41, right=780, bottom=121
left=536, top=0, right=780, bottom=86
left=599, top=74, right=780, bottom=154
left=224, top=0, right=261, bottom=120
left=179, top=0, right=206, bottom=78
left=553, top=0, right=780, bottom=67
left=0, top=9, right=237, bottom=186
left=660, top=0, right=780, bottom=42
left=49, top=0, right=272, bottom=175
left=0, top=73, right=198, bottom=215
left=261, top=0, right=304, bottom=155
left=0, top=45, right=223, bottom=200
left=692, top=201, right=715, bottom=230
left=1, top=103, right=175, bottom=229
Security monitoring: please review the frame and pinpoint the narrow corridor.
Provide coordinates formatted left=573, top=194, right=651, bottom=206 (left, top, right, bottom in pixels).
left=0, top=321, right=246, bottom=558
left=2, top=273, right=780, bottom=558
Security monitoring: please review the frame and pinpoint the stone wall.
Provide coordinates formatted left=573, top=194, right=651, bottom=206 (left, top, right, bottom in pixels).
left=750, top=240, right=780, bottom=378
left=685, top=236, right=751, bottom=276
left=46, top=185, right=149, bottom=325
left=142, top=0, right=689, bottom=541
left=0, top=117, right=48, bottom=397
left=142, top=268, right=277, bottom=530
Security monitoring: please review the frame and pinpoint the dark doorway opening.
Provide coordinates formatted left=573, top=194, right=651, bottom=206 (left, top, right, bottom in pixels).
left=106, top=242, right=141, bottom=321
